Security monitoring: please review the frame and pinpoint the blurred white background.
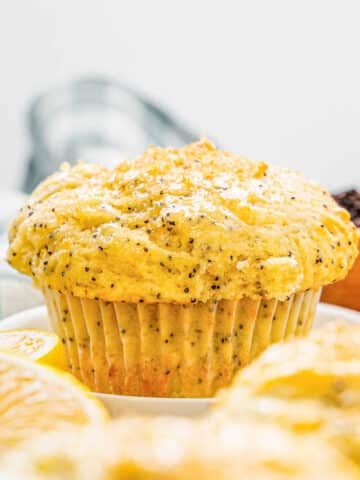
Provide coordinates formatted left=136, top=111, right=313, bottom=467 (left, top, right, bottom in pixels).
left=1, top=0, right=360, bottom=191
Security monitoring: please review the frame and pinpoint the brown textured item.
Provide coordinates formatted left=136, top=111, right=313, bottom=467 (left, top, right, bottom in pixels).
left=322, top=189, right=360, bottom=311
left=43, top=287, right=320, bottom=397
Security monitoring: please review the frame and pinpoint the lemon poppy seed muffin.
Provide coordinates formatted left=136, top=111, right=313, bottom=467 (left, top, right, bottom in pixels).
left=3, top=417, right=359, bottom=480
left=7, top=138, right=358, bottom=397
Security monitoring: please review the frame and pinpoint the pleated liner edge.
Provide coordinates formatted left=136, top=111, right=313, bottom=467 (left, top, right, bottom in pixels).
left=42, top=287, right=321, bottom=398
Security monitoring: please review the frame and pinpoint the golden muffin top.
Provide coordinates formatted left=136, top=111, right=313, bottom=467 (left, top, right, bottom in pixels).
left=7, top=138, right=358, bottom=303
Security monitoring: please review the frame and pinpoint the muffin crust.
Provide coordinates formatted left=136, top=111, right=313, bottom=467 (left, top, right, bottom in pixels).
left=8, top=138, right=358, bottom=303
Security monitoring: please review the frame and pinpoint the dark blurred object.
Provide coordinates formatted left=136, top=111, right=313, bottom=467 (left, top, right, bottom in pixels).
left=23, top=77, right=198, bottom=192
left=322, top=188, right=360, bottom=311
left=333, top=189, right=360, bottom=228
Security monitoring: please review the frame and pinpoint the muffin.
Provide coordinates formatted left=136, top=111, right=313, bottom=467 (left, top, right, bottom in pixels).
left=7, top=138, right=358, bottom=397
left=322, top=189, right=360, bottom=310
left=214, top=321, right=360, bottom=470
left=215, top=321, right=360, bottom=429
left=3, top=417, right=359, bottom=480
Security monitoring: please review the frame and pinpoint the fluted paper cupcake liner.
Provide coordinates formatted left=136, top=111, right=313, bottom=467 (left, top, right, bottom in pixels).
left=42, top=288, right=321, bottom=398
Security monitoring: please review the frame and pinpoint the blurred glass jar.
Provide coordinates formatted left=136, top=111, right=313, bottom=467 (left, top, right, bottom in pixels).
left=24, top=77, right=198, bottom=192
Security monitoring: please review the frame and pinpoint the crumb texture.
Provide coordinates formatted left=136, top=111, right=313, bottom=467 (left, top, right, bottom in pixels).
left=7, top=138, right=358, bottom=302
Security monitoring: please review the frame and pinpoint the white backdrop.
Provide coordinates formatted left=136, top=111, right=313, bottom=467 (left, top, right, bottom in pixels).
left=1, top=0, right=360, bottom=191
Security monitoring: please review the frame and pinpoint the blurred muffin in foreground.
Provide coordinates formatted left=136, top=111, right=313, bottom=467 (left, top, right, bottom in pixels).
left=322, top=189, right=360, bottom=310
left=7, top=139, right=358, bottom=397
left=215, top=321, right=360, bottom=461
left=2, top=321, right=360, bottom=479
left=2, top=417, right=359, bottom=480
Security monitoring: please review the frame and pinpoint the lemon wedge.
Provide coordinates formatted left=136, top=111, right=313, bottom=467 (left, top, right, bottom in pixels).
left=0, top=329, right=66, bottom=369
left=0, top=351, right=108, bottom=455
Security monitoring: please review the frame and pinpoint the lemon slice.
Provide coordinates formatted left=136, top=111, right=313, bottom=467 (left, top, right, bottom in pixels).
left=0, top=329, right=66, bottom=369
left=0, top=351, right=108, bottom=455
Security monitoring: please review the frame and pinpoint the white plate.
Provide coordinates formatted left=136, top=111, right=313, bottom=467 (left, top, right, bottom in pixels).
left=1, top=304, right=359, bottom=418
